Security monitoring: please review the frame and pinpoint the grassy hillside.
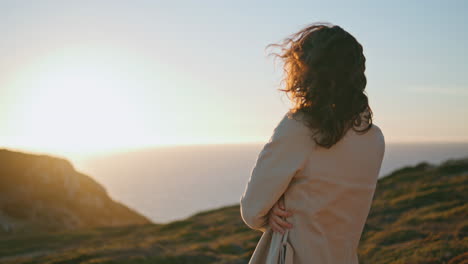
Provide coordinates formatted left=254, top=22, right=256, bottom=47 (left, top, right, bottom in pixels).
left=0, top=149, right=151, bottom=234
left=0, top=156, right=466, bottom=264
left=359, top=158, right=467, bottom=264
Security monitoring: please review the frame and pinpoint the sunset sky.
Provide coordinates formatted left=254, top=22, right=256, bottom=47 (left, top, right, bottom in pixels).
left=1, top=0, right=467, bottom=157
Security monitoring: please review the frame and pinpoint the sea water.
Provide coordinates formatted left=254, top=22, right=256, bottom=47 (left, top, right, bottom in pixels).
left=73, top=142, right=468, bottom=223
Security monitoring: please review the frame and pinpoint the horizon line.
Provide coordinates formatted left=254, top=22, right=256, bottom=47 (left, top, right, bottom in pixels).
left=2, top=139, right=468, bottom=159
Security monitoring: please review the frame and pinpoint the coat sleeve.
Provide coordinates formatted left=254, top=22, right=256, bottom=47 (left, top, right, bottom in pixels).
left=240, top=112, right=312, bottom=232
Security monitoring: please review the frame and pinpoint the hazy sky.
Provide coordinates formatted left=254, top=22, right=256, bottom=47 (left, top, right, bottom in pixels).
left=1, top=0, right=467, bottom=157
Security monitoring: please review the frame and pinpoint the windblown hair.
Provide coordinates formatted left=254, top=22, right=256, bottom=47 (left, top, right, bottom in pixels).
left=266, top=22, right=373, bottom=148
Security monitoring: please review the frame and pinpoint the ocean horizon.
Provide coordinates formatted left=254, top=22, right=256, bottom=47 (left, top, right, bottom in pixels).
left=71, top=142, right=468, bottom=224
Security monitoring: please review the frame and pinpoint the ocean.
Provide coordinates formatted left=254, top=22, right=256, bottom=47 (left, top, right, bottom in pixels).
left=73, top=142, right=468, bottom=224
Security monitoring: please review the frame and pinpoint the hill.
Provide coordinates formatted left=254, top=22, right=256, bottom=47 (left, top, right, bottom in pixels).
left=0, top=150, right=466, bottom=263
left=0, top=149, right=151, bottom=234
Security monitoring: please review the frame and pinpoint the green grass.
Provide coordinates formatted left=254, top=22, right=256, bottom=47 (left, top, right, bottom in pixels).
left=0, top=158, right=467, bottom=264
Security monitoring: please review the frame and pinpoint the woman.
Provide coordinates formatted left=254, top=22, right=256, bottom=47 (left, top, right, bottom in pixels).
left=240, top=22, right=385, bottom=264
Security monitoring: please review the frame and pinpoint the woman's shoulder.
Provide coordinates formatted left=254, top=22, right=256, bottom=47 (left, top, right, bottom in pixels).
left=269, top=110, right=317, bottom=145
left=369, top=123, right=385, bottom=145
left=360, top=123, right=385, bottom=157
left=276, top=110, right=312, bottom=134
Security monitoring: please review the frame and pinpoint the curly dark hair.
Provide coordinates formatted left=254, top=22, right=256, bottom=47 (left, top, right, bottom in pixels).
left=266, top=22, right=373, bottom=148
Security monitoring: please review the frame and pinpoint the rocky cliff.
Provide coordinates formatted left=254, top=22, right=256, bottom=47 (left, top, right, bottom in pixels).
left=0, top=149, right=151, bottom=234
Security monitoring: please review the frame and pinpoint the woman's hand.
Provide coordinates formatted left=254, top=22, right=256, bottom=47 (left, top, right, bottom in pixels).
left=268, top=198, right=293, bottom=234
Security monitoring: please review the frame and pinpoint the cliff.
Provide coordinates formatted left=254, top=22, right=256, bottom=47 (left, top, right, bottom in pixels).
left=0, top=149, right=151, bottom=234
left=0, top=151, right=466, bottom=263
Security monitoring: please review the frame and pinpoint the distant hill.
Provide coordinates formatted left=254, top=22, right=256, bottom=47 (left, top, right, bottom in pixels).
left=0, top=149, right=151, bottom=234
left=359, top=157, right=467, bottom=264
left=0, top=150, right=466, bottom=264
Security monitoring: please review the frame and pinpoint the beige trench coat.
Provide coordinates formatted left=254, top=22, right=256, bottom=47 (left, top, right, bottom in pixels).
left=240, top=110, right=385, bottom=264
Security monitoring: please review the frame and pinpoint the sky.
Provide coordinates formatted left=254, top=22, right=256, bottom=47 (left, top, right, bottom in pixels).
left=1, top=0, right=467, bottom=158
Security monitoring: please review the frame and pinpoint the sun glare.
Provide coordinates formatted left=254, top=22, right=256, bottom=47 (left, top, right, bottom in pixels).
left=6, top=47, right=160, bottom=156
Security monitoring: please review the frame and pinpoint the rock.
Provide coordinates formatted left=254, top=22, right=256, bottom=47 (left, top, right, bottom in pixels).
left=0, top=148, right=152, bottom=234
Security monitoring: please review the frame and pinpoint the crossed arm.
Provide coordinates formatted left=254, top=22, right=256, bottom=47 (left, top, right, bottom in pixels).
left=240, top=112, right=311, bottom=232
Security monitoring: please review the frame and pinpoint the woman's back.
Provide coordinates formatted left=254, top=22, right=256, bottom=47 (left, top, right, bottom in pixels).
left=240, top=22, right=385, bottom=263
left=285, top=111, right=384, bottom=263
left=240, top=111, right=385, bottom=263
